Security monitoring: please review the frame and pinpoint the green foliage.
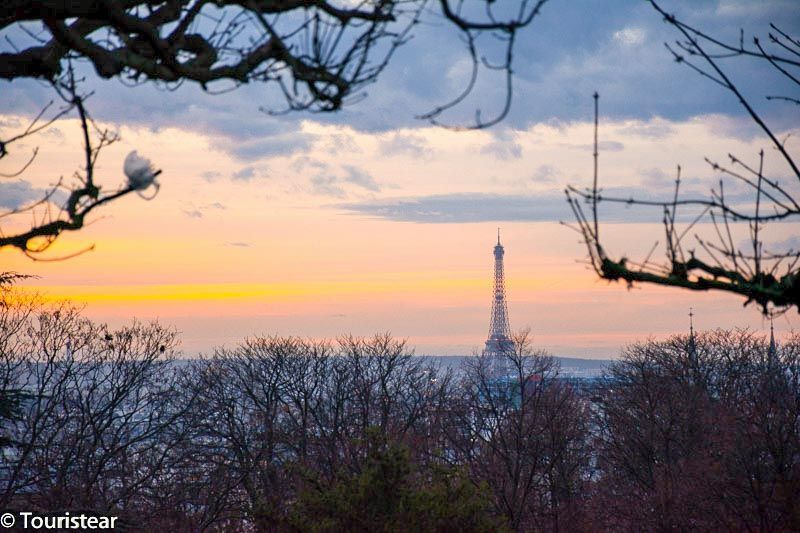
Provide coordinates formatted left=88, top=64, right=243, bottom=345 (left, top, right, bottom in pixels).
left=284, top=431, right=504, bottom=533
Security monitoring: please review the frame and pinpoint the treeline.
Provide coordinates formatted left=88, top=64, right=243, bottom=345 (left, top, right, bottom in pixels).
left=0, top=293, right=798, bottom=531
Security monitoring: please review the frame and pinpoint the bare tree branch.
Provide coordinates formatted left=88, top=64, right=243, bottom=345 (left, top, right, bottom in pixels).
left=567, top=2, right=800, bottom=314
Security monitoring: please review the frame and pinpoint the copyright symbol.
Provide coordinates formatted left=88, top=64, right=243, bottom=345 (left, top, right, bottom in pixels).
left=0, top=513, right=14, bottom=527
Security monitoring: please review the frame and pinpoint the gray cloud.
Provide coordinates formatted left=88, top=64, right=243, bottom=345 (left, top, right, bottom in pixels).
left=324, top=133, right=361, bottom=154
left=482, top=142, right=522, bottom=160
left=702, top=114, right=765, bottom=143
left=183, top=201, right=226, bottom=218
left=303, top=162, right=380, bottom=196
left=40, top=127, right=64, bottom=140
left=226, top=241, right=252, bottom=247
left=218, top=132, right=315, bottom=162
left=337, top=188, right=720, bottom=224
left=763, top=235, right=800, bottom=253
left=343, top=165, right=381, bottom=192
left=639, top=167, right=672, bottom=188
left=201, top=111, right=288, bottom=141
left=735, top=233, right=800, bottom=255
left=716, top=0, right=797, bottom=18
left=184, top=111, right=318, bottom=162
left=201, top=171, right=222, bottom=182
left=232, top=167, right=256, bottom=181
left=231, top=165, right=269, bottom=182
left=380, top=133, right=432, bottom=158
left=531, top=164, right=560, bottom=183
left=481, top=130, right=522, bottom=160
left=0, top=180, right=50, bottom=209
left=337, top=193, right=569, bottom=223
left=613, top=27, right=646, bottom=47
left=310, top=174, right=345, bottom=198
left=637, top=167, right=712, bottom=194
left=0, top=117, right=22, bottom=129
left=620, top=121, right=675, bottom=139
left=566, top=140, right=625, bottom=152
left=291, top=156, right=330, bottom=173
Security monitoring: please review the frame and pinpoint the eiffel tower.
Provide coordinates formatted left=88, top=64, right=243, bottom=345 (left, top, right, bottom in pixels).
left=484, top=230, right=514, bottom=367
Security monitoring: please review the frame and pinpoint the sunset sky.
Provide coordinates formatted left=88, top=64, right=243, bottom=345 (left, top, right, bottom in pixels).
left=1, top=1, right=798, bottom=357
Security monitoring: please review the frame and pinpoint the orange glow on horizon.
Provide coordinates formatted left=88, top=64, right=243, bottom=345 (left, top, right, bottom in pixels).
left=20, top=271, right=593, bottom=306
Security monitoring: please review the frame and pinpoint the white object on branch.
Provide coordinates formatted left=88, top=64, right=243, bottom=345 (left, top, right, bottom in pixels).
left=123, top=150, right=161, bottom=198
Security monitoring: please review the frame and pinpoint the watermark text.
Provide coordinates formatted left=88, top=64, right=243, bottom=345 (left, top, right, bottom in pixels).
left=1, top=511, right=117, bottom=529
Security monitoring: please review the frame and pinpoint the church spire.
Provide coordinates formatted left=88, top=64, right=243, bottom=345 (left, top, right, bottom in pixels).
left=768, top=315, right=778, bottom=363
left=687, top=307, right=697, bottom=361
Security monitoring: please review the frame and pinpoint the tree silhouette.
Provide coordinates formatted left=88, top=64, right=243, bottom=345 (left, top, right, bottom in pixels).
left=590, top=330, right=800, bottom=530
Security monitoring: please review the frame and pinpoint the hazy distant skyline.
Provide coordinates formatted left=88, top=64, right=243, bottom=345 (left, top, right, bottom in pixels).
left=2, top=0, right=797, bottom=357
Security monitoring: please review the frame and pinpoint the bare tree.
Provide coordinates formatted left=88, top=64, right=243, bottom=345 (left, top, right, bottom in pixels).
left=180, top=336, right=298, bottom=528
left=591, top=333, right=727, bottom=529
left=175, top=332, right=450, bottom=529
left=567, top=0, right=800, bottom=314
left=280, top=333, right=445, bottom=482
left=335, top=334, right=441, bottom=447
left=715, top=331, right=800, bottom=531
left=591, top=329, right=800, bottom=531
left=446, top=329, right=591, bottom=531
left=0, top=299, right=88, bottom=508
left=0, top=292, right=189, bottom=527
